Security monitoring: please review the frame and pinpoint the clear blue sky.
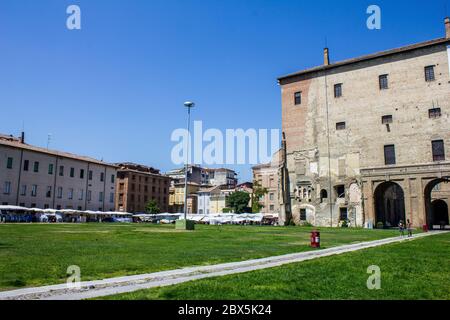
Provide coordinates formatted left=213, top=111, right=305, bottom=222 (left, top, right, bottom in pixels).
left=1, top=0, right=449, bottom=182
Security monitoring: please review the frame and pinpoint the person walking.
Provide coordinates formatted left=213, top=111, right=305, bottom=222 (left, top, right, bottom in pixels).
left=407, top=219, right=413, bottom=238
left=398, top=220, right=405, bottom=237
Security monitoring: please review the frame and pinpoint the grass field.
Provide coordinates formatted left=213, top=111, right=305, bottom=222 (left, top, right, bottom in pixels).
left=103, top=232, right=450, bottom=300
left=0, top=223, right=400, bottom=291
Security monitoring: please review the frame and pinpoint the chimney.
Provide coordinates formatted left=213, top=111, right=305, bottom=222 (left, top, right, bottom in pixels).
left=324, top=48, right=330, bottom=66
left=20, top=131, right=25, bottom=144
left=445, top=17, right=450, bottom=39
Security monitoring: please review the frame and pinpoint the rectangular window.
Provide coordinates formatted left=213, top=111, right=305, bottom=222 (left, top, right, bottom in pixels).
left=300, top=209, right=307, bottom=221
left=294, top=91, right=302, bottom=105
left=111, top=174, right=115, bottom=184
left=80, top=169, right=85, bottom=179
left=48, top=164, right=54, bottom=175
left=89, top=170, right=93, bottom=180
left=432, top=140, right=445, bottom=162
left=110, top=193, right=114, bottom=203
left=269, top=205, right=275, bottom=211
left=3, top=181, right=11, bottom=195
left=334, top=83, right=342, bottom=98
left=79, top=189, right=84, bottom=201
left=269, top=193, right=274, bottom=201
left=87, top=190, right=92, bottom=201
left=57, top=187, right=63, bottom=199
left=100, top=172, right=105, bottom=182
left=336, top=122, right=346, bottom=130
left=335, top=185, right=345, bottom=198
left=384, top=145, right=396, bottom=165
left=46, top=186, right=52, bottom=198
left=382, top=115, right=393, bottom=124
left=379, top=74, right=388, bottom=90
left=23, top=160, right=29, bottom=171
left=70, top=167, right=75, bottom=178
left=99, top=192, right=104, bottom=202
left=33, top=162, right=39, bottom=173
left=59, top=166, right=64, bottom=176
left=6, top=157, right=13, bottom=169
left=20, top=185, right=27, bottom=196
left=429, top=108, right=441, bottom=119
left=68, top=188, right=74, bottom=200
left=425, top=65, right=435, bottom=82
left=31, top=185, right=37, bottom=197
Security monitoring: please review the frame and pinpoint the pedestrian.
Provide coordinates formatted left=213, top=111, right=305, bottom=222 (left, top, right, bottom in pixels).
left=407, top=219, right=413, bottom=238
left=398, top=220, right=405, bottom=237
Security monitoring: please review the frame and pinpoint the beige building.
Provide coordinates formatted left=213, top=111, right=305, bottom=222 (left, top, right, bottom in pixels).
left=169, top=182, right=200, bottom=213
left=0, top=133, right=117, bottom=211
left=252, top=150, right=281, bottom=215
left=277, top=18, right=450, bottom=228
left=115, top=163, right=170, bottom=213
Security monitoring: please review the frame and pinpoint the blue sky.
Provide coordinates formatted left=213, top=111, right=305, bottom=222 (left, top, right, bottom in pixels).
left=1, top=0, right=449, bottom=182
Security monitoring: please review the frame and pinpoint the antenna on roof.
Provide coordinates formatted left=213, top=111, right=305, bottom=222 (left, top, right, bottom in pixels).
left=47, top=134, right=52, bottom=149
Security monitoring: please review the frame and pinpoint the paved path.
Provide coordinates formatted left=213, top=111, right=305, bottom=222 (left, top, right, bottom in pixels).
left=0, top=231, right=446, bottom=300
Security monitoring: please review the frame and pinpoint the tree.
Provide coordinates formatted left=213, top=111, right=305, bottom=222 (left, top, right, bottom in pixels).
left=252, top=180, right=268, bottom=213
left=226, top=191, right=251, bottom=214
left=145, top=200, right=160, bottom=214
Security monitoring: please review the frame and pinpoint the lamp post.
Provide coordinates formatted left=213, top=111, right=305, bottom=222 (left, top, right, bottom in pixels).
left=182, top=101, right=195, bottom=228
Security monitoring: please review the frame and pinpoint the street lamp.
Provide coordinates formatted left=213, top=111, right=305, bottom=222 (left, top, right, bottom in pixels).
left=178, top=101, right=195, bottom=230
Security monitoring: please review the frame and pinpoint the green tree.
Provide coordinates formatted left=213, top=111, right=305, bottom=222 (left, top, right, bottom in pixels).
left=145, top=200, right=160, bottom=214
left=226, top=191, right=251, bottom=214
left=252, top=180, right=268, bottom=213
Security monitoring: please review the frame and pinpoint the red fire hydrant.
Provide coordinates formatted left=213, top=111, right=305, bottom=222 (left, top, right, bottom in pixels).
left=310, top=230, right=321, bottom=248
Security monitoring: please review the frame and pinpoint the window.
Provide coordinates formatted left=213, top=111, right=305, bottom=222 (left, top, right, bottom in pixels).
left=379, top=74, right=389, bottom=90
left=111, top=174, right=115, bottom=184
left=100, top=172, right=105, bottom=182
left=99, top=192, right=104, bottom=202
left=6, top=157, right=13, bottom=169
left=79, top=189, right=84, bottom=201
left=70, top=167, right=75, bottom=178
left=110, top=193, right=114, bottom=203
left=3, top=181, right=11, bottom=195
left=23, top=160, right=29, bottom=171
left=340, top=207, right=348, bottom=221
left=33, top=161, right=39, bottom=173
left=334, top=83, right=342, bottom=98
left=80, top=169, right=85, bottom=179
left=425, top=65, right=435, bottom=82
left=300, top=209, right=307, bottom=221
left=57, top=187, right=63, bottom=199
left=68, top=188, right=74, bottom=200
left=87, top=190, right=92, bottom=201
left=20, top=185, right=27, bottom=196
left=269, top=193, right=274, bottom=201
left=432, top=140, right=445, bottom=162
left=269, top=205, right=275, bottom=211
left=88, top=170, right=93, bottom=180
left=429, top=108, right=441, bottom=119
left=294, top=91, right=302, bottom=105
left=336, top=122, right=346, bottom=130
left=320, top=189, right=328, bottom=203
left=384, top=145, right=396, bottom=165
left=48, top=164, right=54, bottom=175
left=335, top=185, right=345, bottom=198
left=31, top=185, right=37, bottom=197
left=59, top=166, right=64, bottom=176
left=46, top=186, right=52, bottom=198
left=382, top=115, right=393, bottom=124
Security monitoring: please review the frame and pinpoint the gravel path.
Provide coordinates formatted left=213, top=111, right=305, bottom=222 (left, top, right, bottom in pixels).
left=0, top=231, right=446, bottom=300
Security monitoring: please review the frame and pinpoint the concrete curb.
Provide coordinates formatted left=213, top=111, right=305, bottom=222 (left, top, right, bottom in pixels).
left=0, top=231, right=447, bottom=300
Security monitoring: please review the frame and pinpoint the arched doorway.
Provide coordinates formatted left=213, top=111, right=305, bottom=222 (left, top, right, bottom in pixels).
left=431, top=200, right=449, bottom=226
left=424, top=178, right=450, bottom=230
left=374, top=182, right=405, bottom=228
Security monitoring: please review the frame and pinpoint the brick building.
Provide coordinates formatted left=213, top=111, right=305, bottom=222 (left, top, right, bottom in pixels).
left=115, top=163, right=170, bottom=213
left=277, top=18, right=450, bottom=228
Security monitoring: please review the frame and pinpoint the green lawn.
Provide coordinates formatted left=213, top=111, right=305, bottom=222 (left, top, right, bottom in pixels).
left=104, top=232, right=450, bottom=300
left=0, top=223, right=399, bottom=291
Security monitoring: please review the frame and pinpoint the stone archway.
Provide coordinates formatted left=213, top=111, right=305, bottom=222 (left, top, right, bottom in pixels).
left=431, top=200, right=449, bottom=227
left=374, top=182, right=406, bottom=228
left=424, top=178, right=450, bottom=229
